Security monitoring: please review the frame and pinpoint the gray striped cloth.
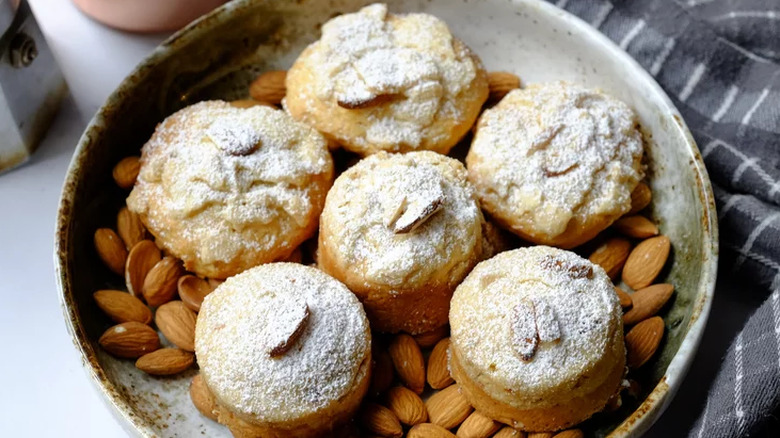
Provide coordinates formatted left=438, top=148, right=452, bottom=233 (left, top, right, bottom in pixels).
left=544, top=0, right=780, bottom=436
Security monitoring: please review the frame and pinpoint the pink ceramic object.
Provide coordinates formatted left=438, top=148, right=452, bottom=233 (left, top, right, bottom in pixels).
left=72, top=0, right=226, bottom=33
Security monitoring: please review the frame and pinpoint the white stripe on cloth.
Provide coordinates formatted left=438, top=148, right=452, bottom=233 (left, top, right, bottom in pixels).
left=735, top=332, right=746, bottom=430
left=713, top=11, right=780, bottom=21
left=703, top=139, right=780, bottom=195
left=679, top=63, right=707, bottom=102
left=713, top=85, right=739, bottom=122
left=591, top=2, right=613, bottom=28
left=732, top=157, right=759, bottom=185
left=742, top=88, right=770, bottom=124
left=734, top=212, right=780, bottom=273
left=771, top=292, right=780, bottom=370
left=716, top=192, right=749, bottom=221
left=651, top=38, right=676, bottom=76
left=619, top=19, right=646, bottom=49
left=697, top=397, right=711, bottom=438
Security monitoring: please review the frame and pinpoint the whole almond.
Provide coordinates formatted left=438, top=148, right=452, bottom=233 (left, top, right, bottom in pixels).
left=178, top=275, right=214, bottom=312
left=626, top=316, right=665, bottom=369
left=249, top=70, right=286, bottom=105
left=614, top=286, right=633, bottom=309
left=528, top=434, right=553, bottom=438
left=622, top=283, right=674, bottom=325
left=359, top=403, right=403, bottom=438
left=386, top=386, right=427, bottom=426
left=94, top=228, right=128, bottom=275
left=553, top=430, right=584, bottom=438
left=588, top=237, right=631, bottom=280
left=143, top=256, right=184, bottom=307
left=494, top=427, right=527, bottom=438
left=622, top=235, right=671, bottom=289
left=125, top=240, right=162, bottom=299
left=388, top=334, right=426, bottom=394
left=428, top=337, right=454, bottom=389
left=190, top=374, right=218, bottom=421
left=408, top=423, right=457, bottom=438
left=113, top=156, right=140, bottom=189
left=629, top=182, right=652, bottom=214
left=135, top=348, right=194, bottom=375
left=456, top=411, right=500, bottom=438
left=117, top=207, right=146, bottom=249
left=414, top=325, right=449, bottom=348
left=487, top=71, right=521, bottom=103
left=155, top=301, right=197, bottom=352
left=93, top=290, right=152, bottom=324
left=425, top=384, right=473, bottom=429
left=370, top=346, right=395, bottom=397
left=613, top=215, right=659, bottom=239
left=98, top=321, right=160, bottom=358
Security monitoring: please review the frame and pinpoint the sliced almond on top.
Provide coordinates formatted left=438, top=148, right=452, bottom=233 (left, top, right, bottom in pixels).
left=622, top=235, right=671, bottom=289
left=629, top=182, right=652, bottom=214
left=487, top=71, right=521, bottom=103
left=533, top=299, right=560, bottom=343
left=93, top=290, right=152, bottom=324
left=142, top=256, right=184, bottom=307
left=626, top=316, right=665, bottom=369
left=386, top=386, right=427, bottom=426
left=117, top=207, right=146, bottom=250
left=622, top=283, right=674, bottom=325
left=190, top=374, right=219, bottom=421
left=425, top=384, right=473, bottom=430
left=113, top=156, right=140, bottom=190
left=98, top=321, right=160, bottom=358
left=588, top=237, right=631, bottom=280
left=249, top=70, right=286, bottom=105
left=125, top=240, right=162, bottom=299
left=427, top=337, right=454, bottom=389
left=155, top=301, right=197, bottom=352
left=94, top=228, right=128, bottom=276
left=457, top=411, right=501, bottom=438
left=178, top=275, right=214, bottom=312
left=337, top=92, right=398, bottom=109
left=613, top=215, right=659, bottom=239
left=392, top=195, right=445, bottom=234
left=511, top=299, right=538, bottom=361
left=135, top=348, right=194, bottom=375
left=388, top=333, right=426, bottom=394
left=268, top=300, right=310, bottom=357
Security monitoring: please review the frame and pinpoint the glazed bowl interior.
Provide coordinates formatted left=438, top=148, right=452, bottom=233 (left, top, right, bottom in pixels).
left=55, top=0, right=717, bottom=436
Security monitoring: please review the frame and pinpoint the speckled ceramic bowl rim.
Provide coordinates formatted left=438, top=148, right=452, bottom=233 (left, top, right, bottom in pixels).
left=54, top=1, right=718, bottom=436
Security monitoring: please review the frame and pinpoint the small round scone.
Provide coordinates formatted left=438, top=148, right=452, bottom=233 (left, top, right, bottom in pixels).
left=285, top=3, right=488, bottom=156
left=466, top=81, right=644, bottom=248
left=195, top=263, right=371, bottom=438
left=126, top=101, right=334, bottom=279
left=449, top=246, right=625, bottom=432
left=318, top=151, right=484, bottom=334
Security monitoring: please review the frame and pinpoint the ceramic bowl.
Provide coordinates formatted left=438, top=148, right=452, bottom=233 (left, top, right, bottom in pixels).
left=55, top=0, right=718, bottom=436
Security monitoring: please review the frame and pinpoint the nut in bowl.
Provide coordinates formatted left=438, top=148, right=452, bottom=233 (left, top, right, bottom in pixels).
left=56, top=0, right=716, bottom=437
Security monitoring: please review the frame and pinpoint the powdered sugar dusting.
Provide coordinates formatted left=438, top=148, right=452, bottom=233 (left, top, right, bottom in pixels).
left=450, top=246, right=622, bottom=408
left=468, top=81, right=644, bottom=238
left=321, top=151, right=482, bottom=288
left=195, top=263, right=370, bottom=422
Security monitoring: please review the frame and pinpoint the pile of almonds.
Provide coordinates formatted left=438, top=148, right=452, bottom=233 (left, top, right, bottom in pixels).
left=91, top=70, right=674, bottom=437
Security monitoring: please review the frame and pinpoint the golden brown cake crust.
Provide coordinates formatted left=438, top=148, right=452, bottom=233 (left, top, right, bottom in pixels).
left=126, top=101, right=333, bottom=279
left=284, top=3, right=488, bottom=156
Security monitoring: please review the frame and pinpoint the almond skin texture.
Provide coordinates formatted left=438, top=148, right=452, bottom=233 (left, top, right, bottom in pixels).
left=414, top=325, right=449, bottom=348
left=142, top=256, right=184, bottom=307
left=177, top=275, right=213, bottom=312
left=626, top=316, right=665, bottom=369
left=94, top=228, right=128, bottom=275
left=613, top=215, right=659, bottom=239
left=113, top=156, right=140, bottom=189
left=370, top=346, right=395, bottom=397
left=388, top=334, right=426, bottom=394
left=553, top=430, right=584, bottom=438
left=359, top=403, right=403, bottom=438
left=622, top=235, right=671, bottom=289
left=249, top=70, right=286, bottom=105
left=386, top=386, right=428, bottom=426
left=408, top=423, right=457, bottom=438
left=528, top=434, right=554, bottom=438
left=494, top=427, right=527, bottom=438
left=428, top=337, right=455, bottom=389
left=125, top=240, right=162, bottom=299
left=615, top=286, right=633, bottom=309
left=190, top=374, right=218, bottom=421
left=588, top=237, right=631, bottom=280
left=457, top=411, right=501, bottom=438
left=425, top=384, right=473, bottom=430
left=117, top=207, right=146, bottom=249
left=98, top=322, right=160, bottom=358
left=622, top=283, right=675, bottom=325
left=135, top=348, right=194, bottom=375
left=93, top=290, right=152, bottom=324
left=487, top=71, right=521, bottom=103
left=629, top=182, right=652, bottom=214
left=155, top=301, right=197, bottom=352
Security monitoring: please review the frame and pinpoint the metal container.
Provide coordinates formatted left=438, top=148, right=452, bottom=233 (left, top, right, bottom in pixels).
left=0, top=0, right=66, bottom=174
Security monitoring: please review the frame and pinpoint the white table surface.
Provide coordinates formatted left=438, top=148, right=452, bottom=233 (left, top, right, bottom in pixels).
left=0, top=1, right=759, bottom=436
